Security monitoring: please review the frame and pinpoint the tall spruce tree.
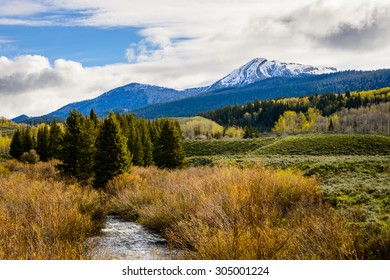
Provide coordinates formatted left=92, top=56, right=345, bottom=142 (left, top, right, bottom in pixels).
left=139, top=118, right=153, bottom=166
left=10, top=129, right=23, bottom=159
left=59, top=109, right=96, bottom=182
left=154, top=118, right=185, bottom=169
left=49, top=119, right=62, bottom=159
left=36, top=124, right=50, bottom=161
left=22, top=127, right=34, bottom=153
left=94, top=112, right=132, bottom=188
left=89, top=109, right=99, bottom=128
left=79, top=117, right=97, bottom=182
left=125, top=114, right=144, bottom=166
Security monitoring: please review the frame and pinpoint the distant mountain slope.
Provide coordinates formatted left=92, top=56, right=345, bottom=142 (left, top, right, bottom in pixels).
left=208, top=58, right=337, bottom=90
left=11, top=114, right=30, bottom=123
left=42, top=83, right=206, bottom=119
left=16, top=58, right=390, bottom=123
left=133, top=70, right=390, bottom=118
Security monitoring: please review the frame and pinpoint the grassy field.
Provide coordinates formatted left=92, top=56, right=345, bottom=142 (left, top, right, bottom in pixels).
left=255, top=134, right=390, bottom=156
left=184, top=137, right=276, bottom=157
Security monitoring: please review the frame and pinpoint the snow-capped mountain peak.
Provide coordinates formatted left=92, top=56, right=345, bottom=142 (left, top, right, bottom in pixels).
left=208, top=58, right=337, bottom=90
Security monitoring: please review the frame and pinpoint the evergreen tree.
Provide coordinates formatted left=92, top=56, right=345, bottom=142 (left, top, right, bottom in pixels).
left=59, top=109, right=84, bottom=178
left=49, top=119, right=63, bottom=159
left=125, top=114, right=144, bottom=166
left=89, top=109, right=99, bottom=128
left=36, top=124, right=50, bottom=161
left=78, top=117, right=97, bottom=181
left=148, top=119, right=160, bottom=145
left=22, top=127, right=34, bottom=153
left=59, top=109, right=96, bottom=182
left=139, top=118, right=153, bottom=166
left=154, top=118, right=185, bottom=169
left=328, top=118, right=335, bottom=131
left=94, top=112, right=132, bottom=188
left=10, top=130, right=23, bottom=159
left=243, top=126, right=253, bottom=138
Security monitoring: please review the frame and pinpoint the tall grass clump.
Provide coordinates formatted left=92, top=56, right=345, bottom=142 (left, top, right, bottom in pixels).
left=109, top=166, right=359, bottom=259
left=0, top=160, right=106, bottom=259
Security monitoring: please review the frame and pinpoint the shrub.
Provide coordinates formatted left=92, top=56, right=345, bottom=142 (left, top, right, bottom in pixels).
left=0, top=161, right=107, bottom=259
left=20, top=149, right=40, bottom=164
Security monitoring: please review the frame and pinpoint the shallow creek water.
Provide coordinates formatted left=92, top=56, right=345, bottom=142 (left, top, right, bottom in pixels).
left=90, top=215, right=171, bottom=260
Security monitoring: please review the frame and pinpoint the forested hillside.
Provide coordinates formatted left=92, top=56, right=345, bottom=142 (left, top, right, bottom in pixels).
left=200, top=87, right=390, bottom=135
left=134, top=70, right=390, bottom=118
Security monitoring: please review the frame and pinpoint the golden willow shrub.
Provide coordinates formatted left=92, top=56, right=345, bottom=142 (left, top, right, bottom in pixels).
left=109, top=166, right=359, bottom=260
left=0, top=160, right=106, bottom=260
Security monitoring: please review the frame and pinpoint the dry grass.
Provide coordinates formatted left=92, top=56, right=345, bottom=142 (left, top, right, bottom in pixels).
left=0, top=160, right=107, bottom=259
left=109, top=166, right=360, bottom=259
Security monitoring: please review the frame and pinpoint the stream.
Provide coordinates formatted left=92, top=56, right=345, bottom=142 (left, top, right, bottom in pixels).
left=90, top=215, right=172, bottom=260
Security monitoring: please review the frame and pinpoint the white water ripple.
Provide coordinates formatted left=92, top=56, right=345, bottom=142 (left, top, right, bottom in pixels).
left=90, top=215, right=171, bottom=260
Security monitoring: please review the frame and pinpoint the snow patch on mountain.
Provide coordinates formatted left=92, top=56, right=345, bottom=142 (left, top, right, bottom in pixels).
left=209, top=58, right=337, bottom=90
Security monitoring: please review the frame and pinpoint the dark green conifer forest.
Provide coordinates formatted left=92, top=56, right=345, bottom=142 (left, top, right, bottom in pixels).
left=9, top=109, right=185, bottom=188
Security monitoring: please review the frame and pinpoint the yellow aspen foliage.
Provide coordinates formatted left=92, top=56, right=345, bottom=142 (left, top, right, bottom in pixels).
left=273, top=111, right=298, bottom=133
left=299, top=112, right=310, bottom=131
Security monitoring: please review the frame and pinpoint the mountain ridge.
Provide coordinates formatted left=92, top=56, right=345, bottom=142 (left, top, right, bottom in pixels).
left=132, top=69, right=390, bottom=118
left=14, top=58, right=387, bottom=123
left=207, top=58, right=337, bottom=91
left=41, top=82, right=206, bottom=119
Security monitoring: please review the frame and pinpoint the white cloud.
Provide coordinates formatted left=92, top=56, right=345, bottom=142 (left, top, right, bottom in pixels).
left=0, top=55, right=226, bottom=118
left=1, top=0, right=390, bottom=118
left=0, top=1, right=48, bottom=16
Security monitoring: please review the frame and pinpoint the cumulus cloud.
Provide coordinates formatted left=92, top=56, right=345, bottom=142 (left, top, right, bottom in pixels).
left=0, top=56, right=126, bottom=118
left=0, top=54, right=226, bottom=118
left=278, top=0, right=390, bottom=51
left=0, top=0, right=48, bottom=16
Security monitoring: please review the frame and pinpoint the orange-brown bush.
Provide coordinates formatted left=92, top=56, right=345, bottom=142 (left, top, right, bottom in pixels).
left=109, top=166, right=359, bottom=259
left=0, top=160, right=106, bottom=259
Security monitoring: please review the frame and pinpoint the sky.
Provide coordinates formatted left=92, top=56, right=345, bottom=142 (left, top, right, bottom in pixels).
left=1, top=0, right=390, bottom=119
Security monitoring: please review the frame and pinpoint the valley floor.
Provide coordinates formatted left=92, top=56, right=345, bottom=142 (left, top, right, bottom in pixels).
left=0, top=133, right=389, bottom=259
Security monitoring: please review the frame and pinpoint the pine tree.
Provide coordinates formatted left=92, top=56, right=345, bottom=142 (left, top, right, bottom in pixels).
left=36, top=124, right=50, bottom=161
left=89, top=109, right=99, bottom=128
left=243, top=126, right=252, bottom=138
left=59, top=109, right=96, bottom=182
left=328, top=118, right=335, bottom=131
left=59, top=109, right=84, bottom=178
left=139, top=118, right=153, bottom=166
left=126, top=114, right=144, bottom=166
left=78, top=117, right=97, bottom=182
left=49, top=119, right=63, bottom=159
left=154, top=118, right=185, bottom=169
left=94, top=112, right=132, bottom=188
left=10, top=130, right=23, bottom=159
left=22, top=127, right=34, bottom=153
left=148, top=119, right=160, bottom=146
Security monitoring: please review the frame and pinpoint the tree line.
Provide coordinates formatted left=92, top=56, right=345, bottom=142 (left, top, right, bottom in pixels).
left=200, top=87, right=390, bottom=136
left=9, top=109, right=185, bottom=187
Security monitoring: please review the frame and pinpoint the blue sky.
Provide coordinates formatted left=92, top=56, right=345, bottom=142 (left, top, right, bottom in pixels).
left=1, top=0, right=390, bottom=118
left=0, top=25, right=142, bottom=66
